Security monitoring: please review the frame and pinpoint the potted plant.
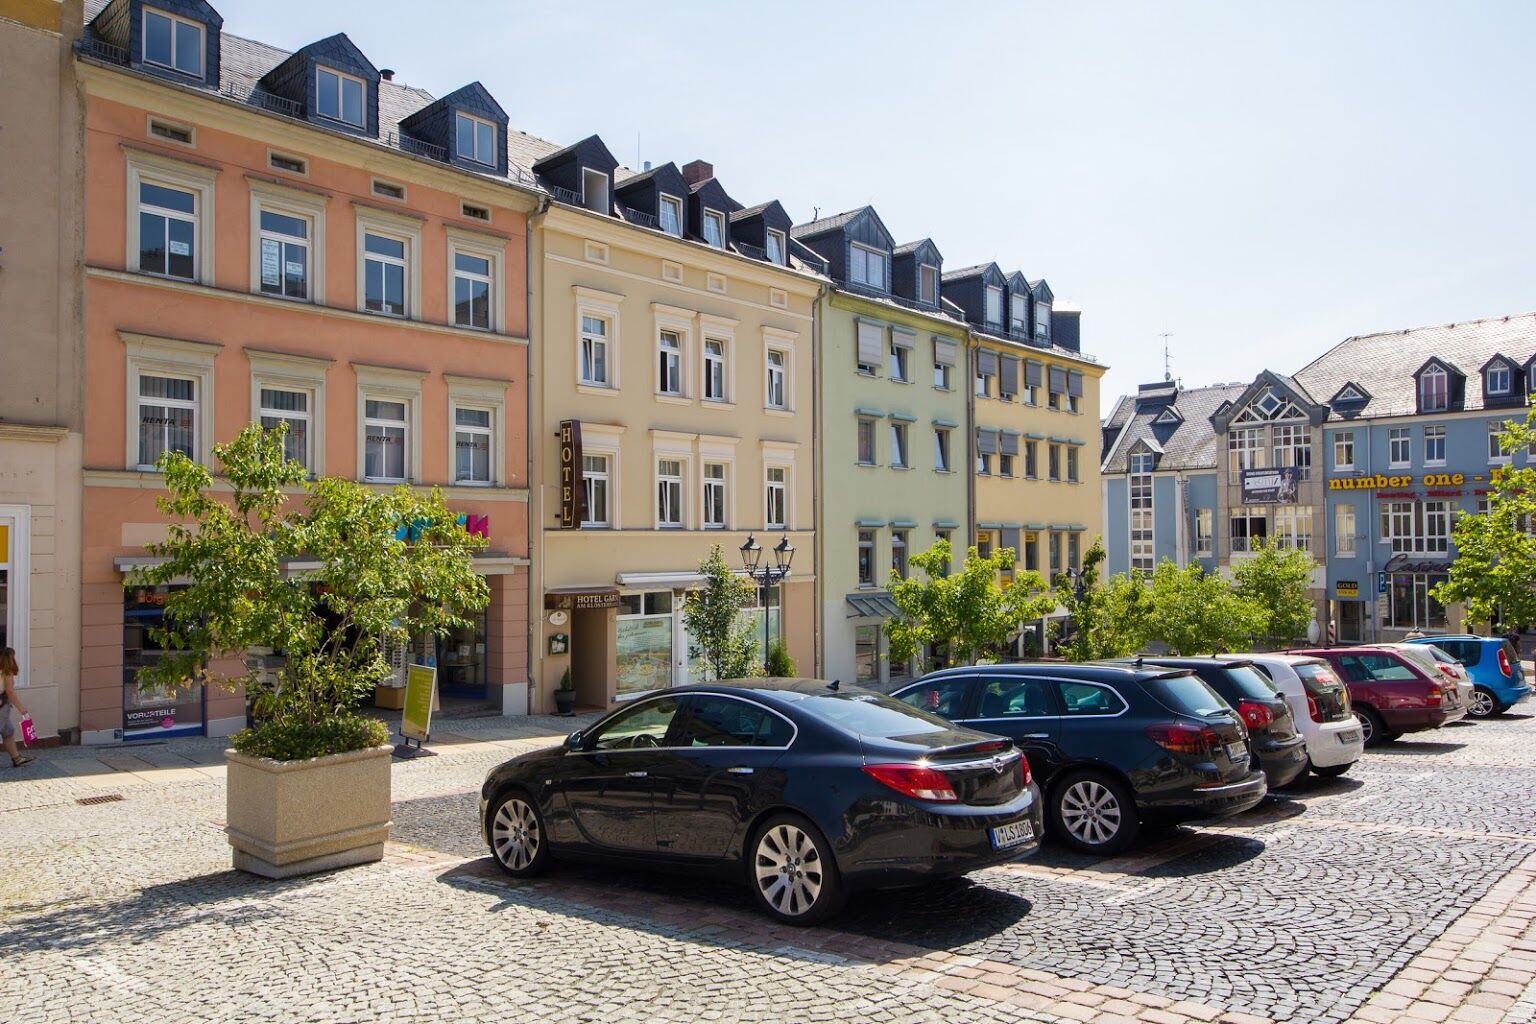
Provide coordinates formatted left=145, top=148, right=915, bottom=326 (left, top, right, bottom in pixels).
left=127, top=424, right=488, bottom=879
left=554, top=665, right=576, bottom=715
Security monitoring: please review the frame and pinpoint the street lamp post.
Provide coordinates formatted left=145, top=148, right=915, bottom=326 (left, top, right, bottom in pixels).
left=739, top=534, right=794, bottom=672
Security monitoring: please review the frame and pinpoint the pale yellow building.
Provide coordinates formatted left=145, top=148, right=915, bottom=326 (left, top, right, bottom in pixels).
left=527, top=149, right=821, bottom=711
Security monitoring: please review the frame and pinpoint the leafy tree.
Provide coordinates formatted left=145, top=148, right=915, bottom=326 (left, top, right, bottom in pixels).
left=1055, top=541, right=1152, bottom=661
left=1145, top=559, right=1257, bottom=655
left=1435, top=411, right=1536, bottom=630
left=886, top=541, right=1058, bottom=668
left=684, top=545, right=760, bottom=680
left=127, top=423, right=489, bottom=761
left=1232, top=537, right=1318, bottom=648
left=764, top=638, right=797, bottom=678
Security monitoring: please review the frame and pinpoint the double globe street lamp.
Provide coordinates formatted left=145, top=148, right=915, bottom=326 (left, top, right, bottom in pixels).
left=739, top=533, right=794, bottom=671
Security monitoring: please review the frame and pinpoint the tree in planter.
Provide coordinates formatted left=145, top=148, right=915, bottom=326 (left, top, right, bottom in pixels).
left=887, top=541, right=1058, bottom=668
left=764, top=638, right=797, bottom=678
left=1054, top=540, right=1152, bottom=661
left=1232, top=537, right=1318, bottom=649
left=1435, top=411, right=1536, bottom=632
left=1144, top=559, right=1258, bottom=656
left=127, top=423, right=489, bottom=761
left=684, top=545, right=760, bottom=680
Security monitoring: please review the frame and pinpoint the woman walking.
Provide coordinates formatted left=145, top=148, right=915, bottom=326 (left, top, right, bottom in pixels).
left=2, top=647, right=32, bottom=767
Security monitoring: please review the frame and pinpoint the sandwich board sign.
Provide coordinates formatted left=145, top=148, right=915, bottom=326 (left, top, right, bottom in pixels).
left=400, top=663, right=437, bottom=747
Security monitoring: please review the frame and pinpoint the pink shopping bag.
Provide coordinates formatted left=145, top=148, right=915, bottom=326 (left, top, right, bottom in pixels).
left=19, top=715, right=36, bottom=747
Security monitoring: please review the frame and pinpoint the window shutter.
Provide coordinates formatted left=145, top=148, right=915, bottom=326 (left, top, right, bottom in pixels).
left=978, top=350, right=999, bottom=376
left=999, top=527, right=1022, bottom=558
left=999, top=432, right=1020, bottom=456
left=1025, top=360, right=1044, bottom=387
left=856, top=321, right=883, bottom=366
left=933, top=339, right=958, bottom=366
left=1067, top=370, right=1084, bottom=397
left=977, top=429, right=999, bottom=454
left=1048, top=366, right=1068, bottom=393
left=999, top=355, right=1020, bottom=394
left=891, top=326, right=916, bottom=349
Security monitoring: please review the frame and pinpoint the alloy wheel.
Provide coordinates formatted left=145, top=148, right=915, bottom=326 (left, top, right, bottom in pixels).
left=1060, top=779, right=1123, bottom=846
left=1470, top=689, right=1498, bottom=718
left=754, top=822, right=824, bottom=917
left=1356, top=710, right=1374, bottom=744
left=491, top=797, right=541, bottom=871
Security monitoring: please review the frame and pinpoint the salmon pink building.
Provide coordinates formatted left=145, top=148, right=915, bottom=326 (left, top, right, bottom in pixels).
left=76, top=0, right=536, bottom=741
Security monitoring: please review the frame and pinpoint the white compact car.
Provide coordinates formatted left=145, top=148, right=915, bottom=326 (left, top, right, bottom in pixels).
left=1220, top=654, right=1364, bottom=777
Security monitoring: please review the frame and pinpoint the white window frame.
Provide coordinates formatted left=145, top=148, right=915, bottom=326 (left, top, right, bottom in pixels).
left=1273, top=504, right=1313, bottom=551
left=315, top=65, right=366, bottom=128
left=455, top=111, right=497, bottom=166
left=890, top=421, right=909, bottom=469
left=658, top=194, right=683, bottom=237
left=1335, top=504, right=1357, bottom=558
left=919, top=264, right=938, bottom=304
left=141, top=7, right=204, bottom=77
left=1333, top=431, right=1355, bottom=471
left=354, top=364, right=424, bottom=484
left=1009, top=293, right=1028, bottom=334
left=857, top=418, right=877, bottom=466
left=447, top=375, right=508, bottom=487
left=702, top=209, right=726, bottom=248
left=1389, top=426, right=1412, bottom=468
left=122, top=332, right=219, bottom=472
left=355, top=208, right=423, bottom=321
left=657, top=329, right=685, bottom=398
left=698, top=314, right=737, bottom=406
left=985, top=285, right=1003, bottom=326
left=765, top=465, right=788, bottom=530
left=1228, top=427, right=1264, bottom=472
left=766, top=229, right=786, bottom=265
left=447, top=228, right=505, bottom=333
left=1488, top=364, right=1511, bottom=396
left=1423, top=424, right=1446, bottom=467
left=703, top=338, right=728, bottom=403
left=763, top=441, right=797, bottom=530
left=575, top=287, right=623, bottom=393
left=1067, top=446, right=1080, bottom=482
left=701, top=461, right=728, bottom=529
left=655, top=457, right=686, bottom=529
left=934, top=428, right=951, bottom=473
left=582, top=168, right=609, bottom=215
left=889, top=340, right=910, bottom=382
left=247, top=349, right=329, bottom=478
left=582, top=453, right=612, bottom=528
left=765, top=347, right=789, bottom=411
left=249, top=181, right=326, bottom=304
left=1490, top=421, right=1511, bottom=463
left=1419, top=366, right=1449, bottom=412
left=857, top=529, right=877, bottom=587
left=849, top=243, right=886, bottom=288
left=577, top=423, right=625, bottom=529
left=1129, top=448, right=1154, bottom=570
left=126, top=150, right=216, bottom=284
left=1195, top=508, right=1213, bottom=557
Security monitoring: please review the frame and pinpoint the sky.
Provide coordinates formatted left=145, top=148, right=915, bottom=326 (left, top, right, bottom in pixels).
left=230, top=0, right=1536, bottom=403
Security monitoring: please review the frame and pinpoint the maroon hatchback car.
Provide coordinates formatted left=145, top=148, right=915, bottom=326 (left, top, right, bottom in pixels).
left=1290, top=647, right=1467, bottom=746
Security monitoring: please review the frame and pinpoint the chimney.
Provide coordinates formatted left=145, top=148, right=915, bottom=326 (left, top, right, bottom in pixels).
left=379, top=68, right=395, bottom=81
left=681, top=159, right=713, bottom=186
left=643, top=160, right=652, bottom=171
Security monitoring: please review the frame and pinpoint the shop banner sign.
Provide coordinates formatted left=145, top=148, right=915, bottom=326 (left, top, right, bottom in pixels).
left=401, top=664, right=436, bottom=743
left=559, top=420, right=585, bottom=529
left=1337, top=580, right=1360, bottom=599
left=1241, top=467, right=1300, bottom=504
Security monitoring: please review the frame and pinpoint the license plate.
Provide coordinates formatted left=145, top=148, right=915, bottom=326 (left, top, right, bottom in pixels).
left=989, top=820, right=1035, bottom=850
left=1337, top=730, right=1360, bottom=744
left=1226, top=742, right=1249, bottom=763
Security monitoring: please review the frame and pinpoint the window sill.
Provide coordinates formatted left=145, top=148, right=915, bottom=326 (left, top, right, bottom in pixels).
left=577, top=384, right=621, bottom=398
left=1425, top=461, right=1447, bottom=469
left=934, top=469, right=955, bottom=475
left=891, top=465, right=912, bottom=471
left=764, top=407, right=796, bottom=418
left=933, top=385, right=952, bottom=393
left=702, top=399, right=737, bottom=411
left=1388, top=464, right=1411, bottom=471
left=856, top=370, right=879, bottom=379
left=359, top=307, right=412, bottom=321
left=856, top=462, right=880, bottom=469
left=890, top=378, right=912, bottom=385
left=655, top=394, right=692, bottom=406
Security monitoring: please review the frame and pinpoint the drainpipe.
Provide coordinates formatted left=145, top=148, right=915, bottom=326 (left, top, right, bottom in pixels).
left=811, top=280, right=828, bottom=677
left=526, top=195, right=550, bottom=712
left=965, top=332, right=977, bottom=553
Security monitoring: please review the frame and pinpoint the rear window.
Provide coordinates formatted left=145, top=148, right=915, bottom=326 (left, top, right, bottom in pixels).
left=1145, top=673, right=1230, bottom=717
left=1204, top=664, right=1282, bottom=701
left=1339, top=653, right=1419, bottom=682
left=1293, top=661, right=1344, bottom=694
left=799, top=692, right=955, bottom=739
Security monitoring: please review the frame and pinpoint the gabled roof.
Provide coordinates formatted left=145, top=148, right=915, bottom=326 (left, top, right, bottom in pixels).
left=1211, top=369, right=1325, bottom=431
left=1031, top=279, right=1054, bottom=303
left=1330, top=382, right=1371, bottom=405
left=532, top=133, right=617, bottom=174
left=261, top=32, right=378, bottom=87
left=791, top=207, right=866, bottom=239
left=1480, top=353, right=1520, bottom=374
left=1412, top=356, right=1463, bottom=379
left=941, top=261, right=1002, bottom=283
left=731, top=199, right=781, bottom=222
left=398, top=81, right=507, bottom=133
left=893, top=238, right=942, bottom=262
left=1101, top=382, right=1249, bottom=475
left=1152, top=406, right=1183, bottom=425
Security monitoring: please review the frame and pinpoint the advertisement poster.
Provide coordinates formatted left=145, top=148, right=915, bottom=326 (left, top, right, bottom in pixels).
left=401, top=664, right=436, bottom=743
left=1241, top=466, right=1300, bottom=504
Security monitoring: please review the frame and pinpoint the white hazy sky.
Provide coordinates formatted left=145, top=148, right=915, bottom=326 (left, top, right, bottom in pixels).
left=231, top=0, right=1536, bottom=403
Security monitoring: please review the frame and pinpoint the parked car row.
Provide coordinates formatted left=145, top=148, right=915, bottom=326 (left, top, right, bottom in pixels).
left=475, top=635, right=1526, bottom=925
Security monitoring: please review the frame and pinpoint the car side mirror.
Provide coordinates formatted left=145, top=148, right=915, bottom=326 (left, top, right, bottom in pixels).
left=564, top=730, right=585, bottom=752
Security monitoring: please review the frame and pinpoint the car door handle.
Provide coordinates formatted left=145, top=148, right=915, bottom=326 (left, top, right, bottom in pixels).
left=625, top=770, right=648, bottom=778
left=727, top=767, right=754, bottom=774
left=1021, top=733, right=1050, bottom=739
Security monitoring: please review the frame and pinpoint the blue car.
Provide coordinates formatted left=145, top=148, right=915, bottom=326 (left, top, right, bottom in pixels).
left=1405, top=636, right=1530, bottom=717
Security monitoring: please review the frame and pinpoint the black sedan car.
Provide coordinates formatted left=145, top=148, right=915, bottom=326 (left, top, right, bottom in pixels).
left=890, top=663, right=1267, bottom=855
left=479, top=678, right=1043, bottom=925
left=1132, top=658, right=1309, bottom=790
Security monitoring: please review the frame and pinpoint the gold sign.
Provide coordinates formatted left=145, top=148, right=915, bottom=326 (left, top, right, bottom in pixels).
left=1337, top=581, right=1360, bottom=598
left=558, top=420, right=584, bottom=529
left=1329, top=473, right=1465, bottom=491
left=544, top=589, right=621, bottom=611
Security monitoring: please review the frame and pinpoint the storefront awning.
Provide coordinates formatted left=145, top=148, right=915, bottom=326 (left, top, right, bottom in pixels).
left=846, top=591, right=901, bottom=619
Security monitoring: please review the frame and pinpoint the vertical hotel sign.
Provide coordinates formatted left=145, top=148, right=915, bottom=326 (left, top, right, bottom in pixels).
left=559, top=420, right=585, bottom=529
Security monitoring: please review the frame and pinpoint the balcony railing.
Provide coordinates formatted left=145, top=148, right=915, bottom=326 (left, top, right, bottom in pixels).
left=395, top=133, right=447, bottom=162
left=240, top=87, right=302, bottom=119
left=734, top=241, right=768, bottom=262
left=622, top=207, right=659, bottom=229
left=76, top=36, right=127, bottom=65
left=548, top=185, right=583, bottom=206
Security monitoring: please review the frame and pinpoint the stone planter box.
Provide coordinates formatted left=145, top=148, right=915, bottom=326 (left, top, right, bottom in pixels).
left=225, top=744, right=393, bottom=879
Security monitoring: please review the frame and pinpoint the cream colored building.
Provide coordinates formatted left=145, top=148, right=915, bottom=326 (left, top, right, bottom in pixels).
left=527, top=151, right=821, bottom=711
left=0, top=0, right=84, bottom=742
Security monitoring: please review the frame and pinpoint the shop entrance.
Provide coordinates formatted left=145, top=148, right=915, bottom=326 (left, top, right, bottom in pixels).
left=1338, top=601, right=1364, bottom=643
left=571, top=606, right=613, bottom=708
left=122, top=585, right=205, bottom=739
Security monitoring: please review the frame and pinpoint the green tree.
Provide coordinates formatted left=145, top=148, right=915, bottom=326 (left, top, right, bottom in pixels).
left=127, top=423, right=489, bottom=761
left=1232, top=537, right=1318, bottom=648
left=1054, top=541, right=1152, bottom=660
left=764, top=638, right=797, bottom=678
left=886, top=541, right=1058, bottom=668
left=684, top=545, right=760, bottom=680
left=1145, top=559, right=1257, bottom=655
left=1435, top=411, right=1536, bottom=629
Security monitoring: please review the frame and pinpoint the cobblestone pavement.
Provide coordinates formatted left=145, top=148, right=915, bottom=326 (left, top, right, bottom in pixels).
left=3, top=710, right=1535, bottom=1024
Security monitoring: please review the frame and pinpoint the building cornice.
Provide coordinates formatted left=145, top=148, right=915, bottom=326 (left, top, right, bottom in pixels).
left=544, top=252, right=813, bottom=324
left=84, top=468, right=530, bottom=502
left=828, top=289, right=967, bottom=338
left=0, top=423, right=71, bottom=443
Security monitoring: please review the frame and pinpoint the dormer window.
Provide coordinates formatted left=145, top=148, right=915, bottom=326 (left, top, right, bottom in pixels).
left=985, top=286, right=1003, bottom=326
left=455, top=112, right=496, bottom=166
left=143, top=8, right=203, bottom=77
left=766, top=229, right=786, bottom=265
left=849, top=243, right=886, bottom=288
left=582, top=168, right=609, bottom=214
left=1009, top=294, right=1027, bottom=334
left=1487, top=364, right=1511, bottom=395
left=1034, top=302, right=1052, bottom=340
left=919, top=265, right=937, bottom=304
left=659, top=195, right=682, bottom=236
left=1420, top=365, right=1448, bottom=412
left=316, top=67, right=364, bottom=127
left=702, top=210, right=726, bottom=248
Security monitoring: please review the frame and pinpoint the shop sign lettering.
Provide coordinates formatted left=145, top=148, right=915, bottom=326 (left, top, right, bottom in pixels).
left=544, top=590, right=620, bottom=611
left=1329, top=473, right=1465, bottom=491
left=559, top=420, right=585, bottom=530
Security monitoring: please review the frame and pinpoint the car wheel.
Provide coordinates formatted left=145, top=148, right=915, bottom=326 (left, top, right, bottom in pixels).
left=1355, top=707, right=1395, bottom=747
left=487, top=790, right=551, bottom=877
left=748, top=813, right=845, bottom=926
left=1050, top=771, right=1139, bottom=856
left=1312, top=762, right=1351, bottom=778
left=1469, top=687, right=1500, bottom=719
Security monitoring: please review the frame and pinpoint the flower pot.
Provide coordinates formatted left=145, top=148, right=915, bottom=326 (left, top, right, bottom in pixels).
left=225, top=744, right=393, bottom=879
left=554, top=688, right=576, bottom=715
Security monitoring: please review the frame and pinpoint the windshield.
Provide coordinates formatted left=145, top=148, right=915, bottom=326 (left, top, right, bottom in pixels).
left=798, top=691, right=957, bottom=740
left=1145, top=674, right=1230, bottom=717
left=1210, top=664, right=1283, bottom=701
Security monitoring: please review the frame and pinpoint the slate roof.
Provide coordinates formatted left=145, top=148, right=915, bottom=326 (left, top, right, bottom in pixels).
left=1101, top=382, right=1248, bottom=475
left=790, top=207, right=865, bottom=239
left=1294, top=312, right=1536, bottom=419
left=941, top=263, right=993, bottom=281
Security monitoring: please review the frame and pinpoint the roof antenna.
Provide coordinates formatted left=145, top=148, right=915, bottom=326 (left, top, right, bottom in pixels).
left=1160, top=332, right=1174, bottom=382
left=812, top=205, right=820, bottom=221
left=828, top=679, right=840, bottom=691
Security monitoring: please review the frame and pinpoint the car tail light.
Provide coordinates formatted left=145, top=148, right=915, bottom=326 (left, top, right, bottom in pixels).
left=862, top=763, right=958, bottom=802
left=1425, top=683, right=1443, bottom=706
left=1237, top=700, right=1275, bottom=730
left=1436, top=664, right=1460, bottom=683
left=1306, top=693, right=1323, bottom=723
left=1145, top=723, right=1220, bottom=757
left=1499, top=646, right=1514, bottom=678
left=1015, top=756, right=1033, bottom=788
